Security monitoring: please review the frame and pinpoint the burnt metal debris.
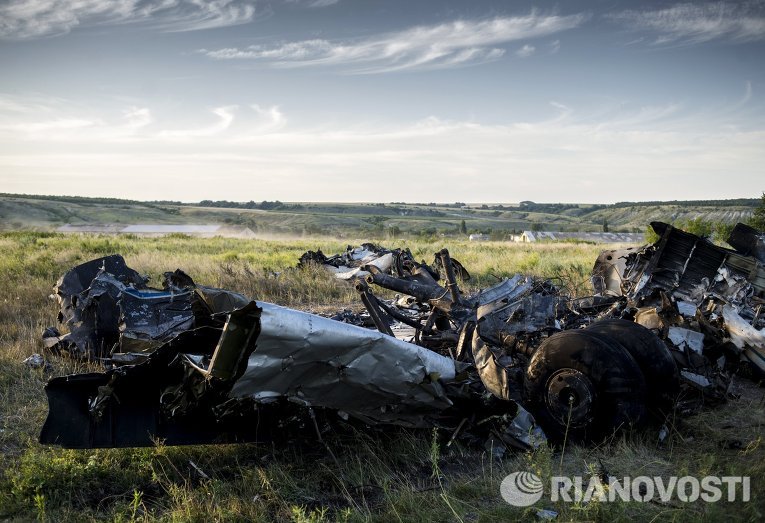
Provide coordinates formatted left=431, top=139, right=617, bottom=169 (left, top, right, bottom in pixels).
left=591, top=221, right=765, bottom=393
left=39, top=256, right=540, bottom=451
left=39, top=222, right=764, bottom=450
left=298, top=242, right=470, bottom=282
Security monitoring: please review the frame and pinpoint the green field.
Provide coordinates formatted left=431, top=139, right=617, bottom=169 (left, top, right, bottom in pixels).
left=0, top=232, right=763, bottom=521
left=0, top=193, right=758, bottom=239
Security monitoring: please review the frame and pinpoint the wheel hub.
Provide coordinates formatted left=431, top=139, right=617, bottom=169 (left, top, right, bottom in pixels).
left=545, top=368, right=596, bottom=427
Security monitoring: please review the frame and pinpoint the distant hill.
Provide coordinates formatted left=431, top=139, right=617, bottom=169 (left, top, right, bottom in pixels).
left=0, top=193, right=757, bottom=239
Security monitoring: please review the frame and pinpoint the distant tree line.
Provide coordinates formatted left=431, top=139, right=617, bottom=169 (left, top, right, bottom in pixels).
left=613, top=199, right=759, bottom=208
left=389, top=202, right=466, bottom=208
left=197, top=200, right=303, bottom=211
left=0, top=193, right=182, bottom=207
left=518, top=201, right=600, bottom=213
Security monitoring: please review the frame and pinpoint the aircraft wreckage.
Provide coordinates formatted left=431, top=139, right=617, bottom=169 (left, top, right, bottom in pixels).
left=39, top=222, right=765, bottom=451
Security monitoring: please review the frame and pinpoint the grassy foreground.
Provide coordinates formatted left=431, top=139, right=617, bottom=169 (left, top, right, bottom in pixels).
left=0, top=232, right=762, bottom=522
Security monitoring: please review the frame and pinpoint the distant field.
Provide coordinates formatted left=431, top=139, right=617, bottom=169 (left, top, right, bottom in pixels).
left=0, top=193, right=757, bottom=238
left=0, top=232, right=762, bottom=521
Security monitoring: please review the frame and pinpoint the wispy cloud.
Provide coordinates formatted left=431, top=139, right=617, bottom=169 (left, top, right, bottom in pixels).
left=740, top=80, right=753, bottom=105
left=158, top=106, right=237, bottom=139
left=201, top=13, right=587, bottom=72
left=0, top=0, right=260, bottom=40
left=285, top=0, right=339, bottom=7
left=249, top=104, right=286, bottom=132
left=0, top=95, right=287, bottom=142
left=516, top=44, right=536, bottom=57
left=123, top=107, right=152, bottom=129
left=608, top=2, right=765, bottom=45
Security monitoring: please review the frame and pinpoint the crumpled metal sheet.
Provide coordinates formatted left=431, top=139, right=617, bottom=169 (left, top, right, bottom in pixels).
left=325, top=252, right=395, bottom=281
left=591, top=222, right=765, bottom=304
left=297, top=243, right=390, bottom=273
left=39, top=298, right=537, bottom=448
left=226, top=302, right=456, bottom=426
left=727, top=222, right=765, bottom=264
left=46, top=255, right=148, bottom=358
left=298, top=243, right=470, bottom=283
left=667, top=326, right=705, bottom=354
left=591, top=246, right=642, bottom=296
left=722, top=305, right=765, bottom=375
left=118, top=288, right=196, bottom=354
left=470, top=329, right=513, bottom=402
left=505, top=405, right=547, bottom=449
left=476, top=278, right=559, bottom=346
left=468, top=276, right=561, bottom=402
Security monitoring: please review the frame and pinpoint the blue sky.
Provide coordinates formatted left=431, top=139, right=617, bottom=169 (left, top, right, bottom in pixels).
left=0, top=0, right=763, bottom=203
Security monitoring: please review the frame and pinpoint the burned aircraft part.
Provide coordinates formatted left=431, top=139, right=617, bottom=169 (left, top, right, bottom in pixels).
left=45, top=260, right=254, bottom=362
left=326, top=252, right=395, bottom=281
left=56, top=254, right=145, bottom=302
left=727, top=223, right=765, bottom=265
left=474, top=276, right=561, bottom=350
left=722, top=305, right=765, bottom=377
left=466, top=335, right=534, bottom=406
left=590, top=246, right=643, bottom=297
left=590, top=221, right=765, bottom=408
left=226, top=302, right=456, bottom=427
left=365, top=265, right=453, bottom=311
left=39, top=324, right=243, bottom=448
left=524, top=330, right=647, bottom=441
left=298, top=243, right=470, bottom=284
left=118, top=288, right=197, bottom=354
left=354, top=279, right=397, bottom=336
left=50, top=231, right=734, bottom=450
left=466, top=276, right=564, bottom=403
left=433, top=253, right=471, bottom=282
left=439, top=387, right=545, bottom=451
left=297, top=243, right=390, bottom=275
left=39, top=298, right=455, bottom=447
left=437, top=249, right=462, bottom=304
left=39, top=254, right=553, bottom=450
left=592, top=222, right=765, bottom=304
left=49, top=261, right=149, bottom=359
left=348, top=246, right=683, bottom=440
left=667, top=326, right=705, bottom=354
left=585, top=319, right=679, bottom=410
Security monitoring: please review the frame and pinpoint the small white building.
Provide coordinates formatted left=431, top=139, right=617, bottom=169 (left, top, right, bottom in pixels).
left=469, top=233, right=490, bottom=241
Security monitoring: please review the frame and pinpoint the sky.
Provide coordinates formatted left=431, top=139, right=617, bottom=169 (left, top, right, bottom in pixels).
left=0, top=0, right=763, bottom=203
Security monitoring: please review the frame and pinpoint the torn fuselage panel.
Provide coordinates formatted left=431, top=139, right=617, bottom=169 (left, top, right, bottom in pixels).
left=40, top=298, right=461, bottom=447
left=593, top=222, right=765, bottom=305
left=48, top=256, right=148, bottom=358
left=228, top=302, right=456, bottom=427
left=727, top=223, right=765, bottom=265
